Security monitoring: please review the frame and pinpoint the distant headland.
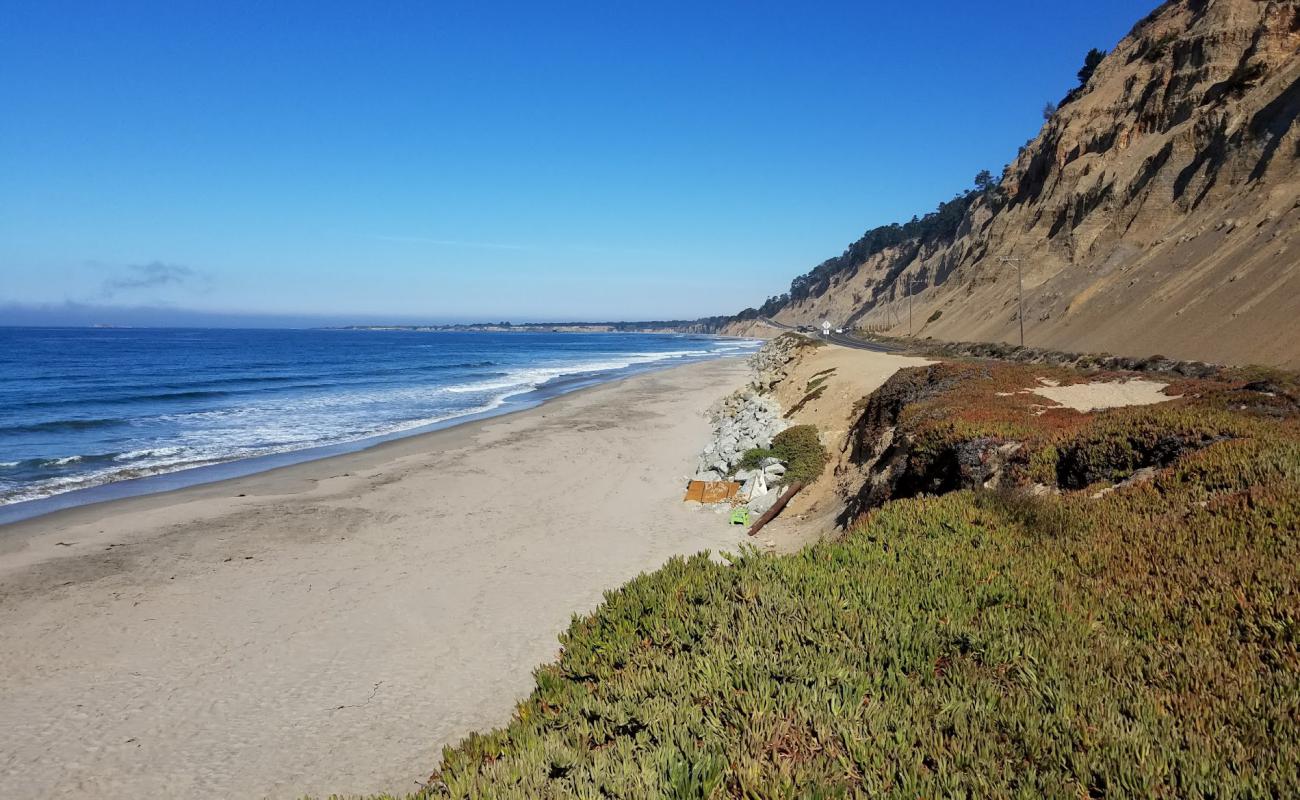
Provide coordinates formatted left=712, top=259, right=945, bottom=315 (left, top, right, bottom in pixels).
left=328, top=319, right=733, bottom=334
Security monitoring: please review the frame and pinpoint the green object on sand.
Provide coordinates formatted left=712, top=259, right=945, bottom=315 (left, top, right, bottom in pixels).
left=729, top=507, right=750, bottom=526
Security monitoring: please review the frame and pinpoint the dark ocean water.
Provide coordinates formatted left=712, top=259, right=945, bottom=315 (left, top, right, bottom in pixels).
left=0, top=328, right=757, bottom=511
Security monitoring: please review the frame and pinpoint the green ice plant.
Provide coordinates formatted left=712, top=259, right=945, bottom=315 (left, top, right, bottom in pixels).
left=346, top=362, right=1300, bottom=799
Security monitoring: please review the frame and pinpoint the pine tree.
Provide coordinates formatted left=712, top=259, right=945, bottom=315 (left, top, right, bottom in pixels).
left=1078, top=48, right=1106, bottom=85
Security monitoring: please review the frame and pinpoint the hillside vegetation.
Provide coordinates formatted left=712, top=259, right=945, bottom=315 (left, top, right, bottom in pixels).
left=359, top=360, right=1300, bottom=799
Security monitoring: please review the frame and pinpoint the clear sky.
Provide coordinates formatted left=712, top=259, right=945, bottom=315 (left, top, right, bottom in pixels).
left=1, top=0, right=1152, bottom=325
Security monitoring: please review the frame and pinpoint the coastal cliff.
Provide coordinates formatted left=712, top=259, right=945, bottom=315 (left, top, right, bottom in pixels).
left=731, top=0, right=1300, bottom=367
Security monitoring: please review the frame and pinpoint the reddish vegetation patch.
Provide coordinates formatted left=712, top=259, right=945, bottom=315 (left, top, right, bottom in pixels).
left=841, top=359, right=1299, bottom=523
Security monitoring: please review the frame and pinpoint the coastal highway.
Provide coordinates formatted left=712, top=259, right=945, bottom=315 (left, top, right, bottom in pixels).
left=760, top=318, right=901, bottom=353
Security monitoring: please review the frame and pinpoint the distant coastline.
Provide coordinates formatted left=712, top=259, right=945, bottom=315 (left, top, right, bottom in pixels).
left=327, top=320, right=731, bottom=334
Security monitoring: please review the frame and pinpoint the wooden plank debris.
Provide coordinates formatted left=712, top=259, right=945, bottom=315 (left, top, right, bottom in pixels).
left=747, top=482, right=804, bottom=536
left=683, top=480, right=741, bottom=503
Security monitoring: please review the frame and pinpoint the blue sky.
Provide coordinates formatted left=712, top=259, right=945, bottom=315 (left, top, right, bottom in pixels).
left=1, top=0, right=1151, bottom=325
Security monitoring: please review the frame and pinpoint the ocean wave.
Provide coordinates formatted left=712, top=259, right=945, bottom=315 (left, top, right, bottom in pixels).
left=442, top=349, right=716, bottom=397
left=0, top=397, right=515, bottom=507
left=137, top=389, right=241, bottom=402
left=0, top=417, right=126, bottom=435
left=15, top=366, right=506, bottom=411
left=151, top=361, right=497, bottom=388
left=113, top=446, right=188, bottom=462
left=0, top=457, right=226, bottom=506
left=0, top=452, right=123, bottom=473
left=416, top=360, right=498, bottom=372
left=17, top=388, right=234, bottom=410
left=13, top=379, right=388, bottom=410
left=152, top=374, right=302, bottom=388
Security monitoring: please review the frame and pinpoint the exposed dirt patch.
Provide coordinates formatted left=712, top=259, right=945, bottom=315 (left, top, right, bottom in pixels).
left=1033, top=378, right=1174, bottom=411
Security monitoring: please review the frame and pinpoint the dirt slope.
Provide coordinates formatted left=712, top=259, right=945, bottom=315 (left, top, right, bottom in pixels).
left=739, top=0, right=1300, bottom=368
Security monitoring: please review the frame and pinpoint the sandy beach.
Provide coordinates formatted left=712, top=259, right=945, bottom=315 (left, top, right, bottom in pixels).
left=0, top=358, right=753, bottom=799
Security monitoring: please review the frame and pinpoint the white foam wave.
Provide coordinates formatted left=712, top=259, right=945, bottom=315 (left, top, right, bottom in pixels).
left=114, top=446, right=186, bottom=462
left=0, top=395, right=514, bottom=507
left=442, top=349, right=715, bottom=397
left=0, top=457, right=225, bottom=505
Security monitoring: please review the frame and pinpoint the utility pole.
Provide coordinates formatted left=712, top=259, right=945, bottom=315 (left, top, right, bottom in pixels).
left=998, top=257, right=1024, bottom=347
left=907, top=276, right=922, bottom=338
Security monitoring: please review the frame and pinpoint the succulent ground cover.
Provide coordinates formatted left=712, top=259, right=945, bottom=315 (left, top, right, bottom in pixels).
left=360, top=361, right=1299, bottom=799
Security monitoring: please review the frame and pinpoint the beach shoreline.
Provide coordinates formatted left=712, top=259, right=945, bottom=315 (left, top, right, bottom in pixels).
left=0, top=358, right=752, bottom=799
left=0, top=338, right=758, bottom=526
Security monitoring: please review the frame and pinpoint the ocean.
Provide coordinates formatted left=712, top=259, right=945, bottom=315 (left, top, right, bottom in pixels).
left=0, top=327, right=756, bottom=519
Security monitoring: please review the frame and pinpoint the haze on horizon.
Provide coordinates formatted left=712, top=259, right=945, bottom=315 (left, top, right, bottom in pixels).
left=2, top=0, right=1147, bottom=327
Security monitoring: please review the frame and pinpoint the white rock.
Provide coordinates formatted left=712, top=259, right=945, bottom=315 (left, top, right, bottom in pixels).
left=739, top=472, right=768, bottom=501
left=747, top=490, right=780, bottom=516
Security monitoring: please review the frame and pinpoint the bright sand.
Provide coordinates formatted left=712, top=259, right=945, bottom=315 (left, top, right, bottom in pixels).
left=0, top=358, right=753, bottom=799
left=1032, top=378, right=1174, bottom=412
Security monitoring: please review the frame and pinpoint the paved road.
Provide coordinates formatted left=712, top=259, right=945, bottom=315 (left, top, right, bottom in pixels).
left=760, top=318, right=900, bottom=353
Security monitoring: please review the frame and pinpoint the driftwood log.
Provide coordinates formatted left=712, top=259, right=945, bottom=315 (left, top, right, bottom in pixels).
left=747, top=482, right=805, bottom=537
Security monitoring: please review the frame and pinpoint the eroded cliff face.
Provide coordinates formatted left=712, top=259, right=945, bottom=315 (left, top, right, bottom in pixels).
left=747, top=0, right=1300, bottom=367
